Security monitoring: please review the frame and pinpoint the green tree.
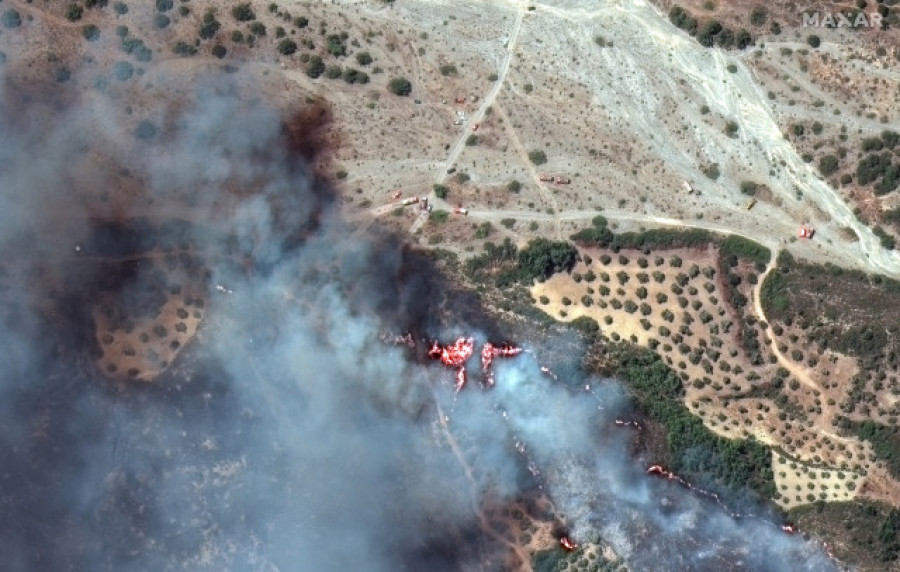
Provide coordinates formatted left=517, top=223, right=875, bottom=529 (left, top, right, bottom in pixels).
left=807, top=34, right=821, bottom=48
left=507, top=180, right=521, bottom=193
left=517, top=238, right=577, bottom=283
left=433, top=184, right=449, bottom=199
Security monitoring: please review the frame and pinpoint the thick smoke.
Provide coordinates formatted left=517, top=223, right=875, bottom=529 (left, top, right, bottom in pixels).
left=0, top=67, right=842, bottom=572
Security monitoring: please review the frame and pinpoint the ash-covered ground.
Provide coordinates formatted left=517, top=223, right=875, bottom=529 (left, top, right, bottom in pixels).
left=0, top=68, right=841, bottom=571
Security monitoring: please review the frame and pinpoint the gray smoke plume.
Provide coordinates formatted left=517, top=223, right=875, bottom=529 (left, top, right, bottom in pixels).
left=0, top=64, right=842, bottom=572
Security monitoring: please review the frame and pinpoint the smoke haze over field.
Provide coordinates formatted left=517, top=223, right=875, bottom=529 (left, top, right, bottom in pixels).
left=0, top=68, right=841, bottom=571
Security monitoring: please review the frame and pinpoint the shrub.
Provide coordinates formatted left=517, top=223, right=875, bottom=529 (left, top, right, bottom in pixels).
left=82, top=24, right=101, bottom=41
left=114, top=2, right=128, bottom=15
left=439, top=64, right=457, bottom=76
left=528, top=150, right=548, bottom=165
left=173, top=41, right=197, bottom=56
left=507, top=180, right=521, bottom=193
left=306, top=56, right=325, bottom=78
left=356, top=51, right=373, bottom=66
left=466, top=134, right=478, bottom=146
left=200, top=11, right=222, bottom=40
left=231, top=30, right=244, bottom=43
left=112, top=61, right=134, bottom=81
left=807, top=35, right=821, bottom=48
left=433, top=184, right=449, bottom=199
left=475, top=223, right=492, bottom=239
left=155, top=14, right=171, bottom=29
left=278, top=39, right=298, bottom=55
left=121, top=37, right=152, bottom=61
left=212, top=44, right=227, bottom=59
left=342, top=68, right=369, bottom=84
left=874, top=226, right=896, bottom=250
left=326, top=34, right=345, bottom=56
left=1, top=8, right=21, bottom=29
left=134, top=120, right=158, bottom=140
left=819, top=155, right=839, bottom=177
left=388, top=77, right=412, bottom=96
left=740, top=181, right=758, bottom=196
left=66, top=4, right=84, bottom=22
left=232, top=3, right=255, bottom=21
left=750, top=7, right=767, bottom=26
left=249, top=22, right=266, bottom=36
left=294, top=16, right=308, bottom=28
left=325, top=65, right=342, bottom=80
left=430, top=210, right=450, bottom=223
left=55, top=67, right=71, bottom=83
